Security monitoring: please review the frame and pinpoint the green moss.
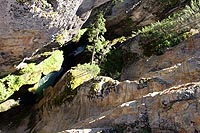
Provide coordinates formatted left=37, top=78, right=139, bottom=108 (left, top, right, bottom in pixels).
left=0, top=75, right=25, bottom=102
left=51, top=63, right=100, bottom=105
left=0, top=82, right=10, bottom=102
left=52, top=63, right=100, bottom=105
left=20, top=50, right=63, bottom=86
left=19, top=63, right=37, bottom=74
left=0, top=50, right=63, bottom=102
left=42, top=50, right=63, bottom=74
left=66, top=63, right=100, bottom=90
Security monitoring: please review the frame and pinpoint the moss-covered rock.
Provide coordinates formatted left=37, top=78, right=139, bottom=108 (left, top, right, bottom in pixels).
left=49, top=63, right=100, bottom=105
left=66, top=63, right=100, bottom=90
left=0, top=50, right=63, bottom=103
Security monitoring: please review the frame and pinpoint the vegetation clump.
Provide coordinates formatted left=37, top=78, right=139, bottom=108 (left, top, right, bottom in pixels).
left=0, top=75, right=25, bottom=102
left=82, top=11, right=125, bottom=79
left=136, top=0, right=200, bottom=56
left=66, top=63, right=100, bottom=90
left=0, top=50, right=63, bottom=103
left=100, top=48, right=123, bottom=80
left=52, top=63, right=100, bottom=105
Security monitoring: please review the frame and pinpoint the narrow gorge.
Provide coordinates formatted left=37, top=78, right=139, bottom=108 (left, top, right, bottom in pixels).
left=0, top=0, right=200, bottom=132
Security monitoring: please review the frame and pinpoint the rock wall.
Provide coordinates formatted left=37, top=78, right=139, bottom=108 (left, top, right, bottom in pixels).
left=1, top=33, right=200, bottom=132
left=0, top=0, right=110, bottom=77
left=0, top=0, right=188, bottom=77
left=1, top=0, right=200, bottom=133
left=87, top=0, right=188, bottom=38
left=121, top=33, right=200, bottom=84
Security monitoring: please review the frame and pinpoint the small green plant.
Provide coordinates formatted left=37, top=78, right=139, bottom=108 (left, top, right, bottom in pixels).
left=72, top=28, right=88, bottom=42
left=55, top=30, right=69, bottom=45
left=42, top=50, right=63, bottom=74
left=0, top=75, right=25, bottom=102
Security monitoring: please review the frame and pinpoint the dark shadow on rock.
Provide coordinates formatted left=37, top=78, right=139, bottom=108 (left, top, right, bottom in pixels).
left=60, top=32, right=91, bottom=72
left=7, top=84, right=36, bottom=105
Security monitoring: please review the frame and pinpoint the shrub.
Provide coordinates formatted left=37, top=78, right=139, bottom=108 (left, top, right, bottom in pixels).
left=100, top=48, right=123, bottom=80
left=136, top=0, right=200, bottom=56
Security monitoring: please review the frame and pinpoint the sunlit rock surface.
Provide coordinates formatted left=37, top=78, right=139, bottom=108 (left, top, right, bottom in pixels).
left=0, top=0, right=110, bottom=77
left=0, top=1, right=200, bottom=133
left=1, top=34, right=200, bottom=132
left=121, top=33, right=200, bottom=84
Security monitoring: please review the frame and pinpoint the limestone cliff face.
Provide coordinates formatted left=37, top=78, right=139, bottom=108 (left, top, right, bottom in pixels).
left=0, top=0, right=109, bottom=77
left=2, top=34, right=200, bottom=132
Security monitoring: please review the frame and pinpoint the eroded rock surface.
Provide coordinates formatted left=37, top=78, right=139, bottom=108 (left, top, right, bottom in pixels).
left=28, top=35, right=200, bottom=132
left=1, top=33, right=200, bottom=132
left=121, top=33, right=200, bottom=85
left=0, top=0, right=110, bottom=77
left=1, top=1, right=200, bottom=133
